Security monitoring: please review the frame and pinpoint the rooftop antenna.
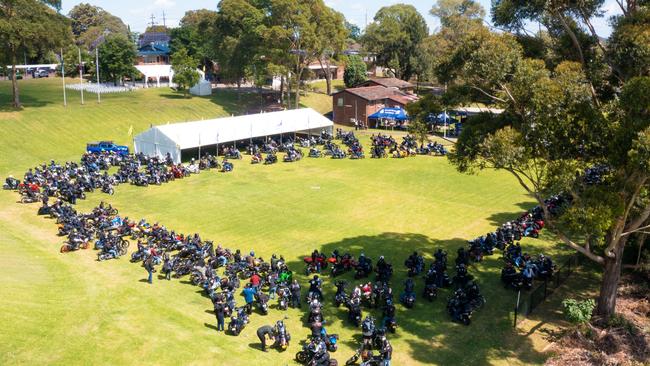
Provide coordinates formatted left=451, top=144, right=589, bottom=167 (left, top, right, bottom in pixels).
left=149, top=13, right=156, bottom=28
left=162, top=11, right=167, bottom=28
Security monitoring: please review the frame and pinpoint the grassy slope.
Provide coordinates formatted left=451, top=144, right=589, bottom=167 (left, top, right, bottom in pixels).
left=0, top=78, right=576, bottom=366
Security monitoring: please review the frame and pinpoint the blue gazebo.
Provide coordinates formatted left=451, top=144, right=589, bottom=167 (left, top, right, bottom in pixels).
left=369, top=107, right=409, bottom=129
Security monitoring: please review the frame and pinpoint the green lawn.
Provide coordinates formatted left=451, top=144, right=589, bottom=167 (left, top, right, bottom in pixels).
left=0, top=78, right=575, bottom=365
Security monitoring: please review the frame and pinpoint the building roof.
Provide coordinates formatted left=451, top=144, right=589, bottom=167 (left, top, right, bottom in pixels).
left=138, top=32, right=170, bottom=47
left=334, top=86, right=417, bottom=105
left=362, top=77, right=413, bottom=89
left=138, top=42, right=170, bottom=56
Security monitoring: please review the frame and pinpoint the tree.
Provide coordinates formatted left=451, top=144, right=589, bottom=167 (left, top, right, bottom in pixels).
left=315, top=8, right=348, bottom=95
left=362, top=4, right=429, bottom=80
left=442, top=1, right=650, bottom=320
left=0, top=0, right=71, bottom=108
left=345, top=21, right=361, bottom=41
left=211, top=0, right=264, bottom=90
left=68, top=3, right=129, bottom=48
left=97, top=34, right=136, bottom=85
left=343, top=55, right=367, bottom=88
left=59, top=45, right=91, bottom=78
left=170, top=10, right=217, bottom=75
left=407, top=119, right=430, bottom=146
left=171, top=47, right=200, bottom=97
left=430, top=0, right=485, bottom=27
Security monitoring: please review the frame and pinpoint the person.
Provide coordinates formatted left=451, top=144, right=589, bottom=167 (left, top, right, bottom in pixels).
left=309, top=275, right=323, bottom=300
left=250, top=272, right=261, bottom=289
left=243, top=283, right=257, bottom=313
left=256, top=324, right=275, bottom=352
left=380, top=335, right=393, bottom=366
left=143, top=255, right=155, bottom=284
left=290, top=280, right=301, bottom=308
left=214, top=300, right=226, bottom=332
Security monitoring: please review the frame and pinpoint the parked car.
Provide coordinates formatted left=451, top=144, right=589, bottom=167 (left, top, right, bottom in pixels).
left=86, top=141, right=130, bottom=155
left=35, top=69, right=50, bottom=78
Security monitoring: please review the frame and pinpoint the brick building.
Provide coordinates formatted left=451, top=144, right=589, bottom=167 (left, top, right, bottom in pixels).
left=332, top=85, right=418, bottom=127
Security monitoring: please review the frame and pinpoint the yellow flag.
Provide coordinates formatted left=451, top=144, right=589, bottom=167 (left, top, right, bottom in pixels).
left=128, top=125, right=133, bottom=136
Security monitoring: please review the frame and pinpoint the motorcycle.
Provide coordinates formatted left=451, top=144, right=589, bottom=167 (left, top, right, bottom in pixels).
left=423, top=283, right=437, bottom=301
left=228, top=308, right=248, bottom=336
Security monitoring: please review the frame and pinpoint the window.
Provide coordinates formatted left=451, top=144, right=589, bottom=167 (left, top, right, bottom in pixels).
left=337, top=97, right=343, bottom=107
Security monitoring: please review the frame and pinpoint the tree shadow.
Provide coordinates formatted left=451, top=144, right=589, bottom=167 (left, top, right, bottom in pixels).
left=485, top=201, right=538, bottom=227
left=284, top=232, right=546, bottom=365
left=0, top=91, right=53, bottom=111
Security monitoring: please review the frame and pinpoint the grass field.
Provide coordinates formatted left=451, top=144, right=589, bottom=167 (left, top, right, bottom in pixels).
left=0, top=78, right=579, bottom=365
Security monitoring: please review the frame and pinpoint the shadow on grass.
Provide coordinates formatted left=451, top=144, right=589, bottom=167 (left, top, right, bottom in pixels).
left=485, top=201, right=538, bottom=228
left=0, top=92, right=53, bottom=111
left=284, top=232, right=546, bottom=365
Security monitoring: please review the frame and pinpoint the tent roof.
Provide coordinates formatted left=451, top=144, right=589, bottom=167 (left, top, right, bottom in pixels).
left=141, top=108, right=333, bottom=150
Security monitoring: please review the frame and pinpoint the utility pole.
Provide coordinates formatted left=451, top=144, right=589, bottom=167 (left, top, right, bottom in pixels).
left=96, top=47, right=101, bottom=103
left=162, top=11, right=167, bottom=28
left=149, top=13, right=156, bottom=28
left=78, top=47, right=84, bottom=105
left=61, top=48, right=67, bottom=107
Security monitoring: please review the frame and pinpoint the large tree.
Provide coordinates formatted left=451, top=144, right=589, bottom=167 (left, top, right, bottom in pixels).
left=343, top=55, right=367, bottom=88
left=315, top=8, right=348, bottom=95
left=171, top=47, right=200, bottom=97
left=362, top=4, right=429, bottom=80
left=68, top=3, right=129, bottom=48
left=211, top=0, right=264, bottom=89
left=0, top=0, right=71, bottom=108
left=97, top=34, right=137, bottom=85
left=440, top=1, right=650, bottom=320
left=170, top=9, right=217, bottom=75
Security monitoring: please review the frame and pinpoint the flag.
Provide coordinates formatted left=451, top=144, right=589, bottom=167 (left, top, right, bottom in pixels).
left=128, top=125, right=133, bottom=136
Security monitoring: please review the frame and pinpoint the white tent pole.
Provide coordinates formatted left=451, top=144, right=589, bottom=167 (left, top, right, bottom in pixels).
left=216, top=133, right=219, bottom=157
left=198, top=133, right=201, bottom=159
left=250, top=122, right=252, bottom=146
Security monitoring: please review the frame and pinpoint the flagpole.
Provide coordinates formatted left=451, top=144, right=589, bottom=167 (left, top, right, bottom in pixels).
left=61, top=48, right=67, bottom=107
left=78, top=47, right=84, bottom=105
left=95, top=47, right=100, bottom=103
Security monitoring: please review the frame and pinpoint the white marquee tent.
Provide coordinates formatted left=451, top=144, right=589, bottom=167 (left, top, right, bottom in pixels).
left=134, top=108, right=333, bottom=163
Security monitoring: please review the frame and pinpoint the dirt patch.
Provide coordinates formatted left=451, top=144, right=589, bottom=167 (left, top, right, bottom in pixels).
left=545, top=275, right=650, bottom=366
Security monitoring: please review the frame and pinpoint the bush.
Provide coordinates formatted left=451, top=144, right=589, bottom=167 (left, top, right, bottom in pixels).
left=562, top=298, right=595, bottom=324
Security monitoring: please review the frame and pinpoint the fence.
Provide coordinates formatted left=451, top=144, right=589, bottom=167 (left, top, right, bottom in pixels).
left=512, top=254, right=581, bottom=326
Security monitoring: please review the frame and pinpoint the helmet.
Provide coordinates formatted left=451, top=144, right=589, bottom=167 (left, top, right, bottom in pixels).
left=379, top=256, right=384, bottom=260
left=250, top=251, right=255, bottom=257
left=313, top=275, right=319, bottom=280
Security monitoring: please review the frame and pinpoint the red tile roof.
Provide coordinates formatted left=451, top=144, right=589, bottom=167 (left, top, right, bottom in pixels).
left=362, top=78, right=413, bottom=89
left=334, top=86, right=418, bottom=105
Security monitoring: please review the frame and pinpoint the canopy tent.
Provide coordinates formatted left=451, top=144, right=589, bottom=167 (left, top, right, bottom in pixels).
left=190, top=80, right=212, bottom=96
left=134, top=65, right=205, bottom=88
left=134, top=108, right=333, bottom=163
left=368, top=107, right=409, bottom=121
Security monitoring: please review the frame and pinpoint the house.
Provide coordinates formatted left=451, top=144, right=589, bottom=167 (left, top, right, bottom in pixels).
left=306, top=60, right=344, bottom=80
left=332, top=85, right=418, bottom=127
left=137, top=31, right=171, bottom=65
left=356, top=77, right=414, bottom=93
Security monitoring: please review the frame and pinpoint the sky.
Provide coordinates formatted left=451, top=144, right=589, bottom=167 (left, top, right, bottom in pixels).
left=60, top=0, right=622, bottom=37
